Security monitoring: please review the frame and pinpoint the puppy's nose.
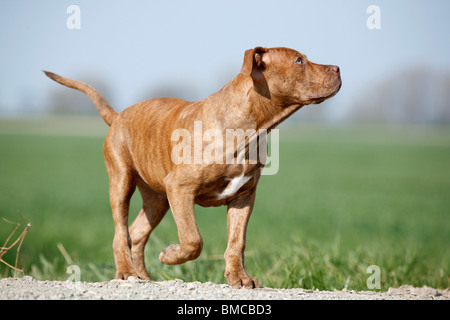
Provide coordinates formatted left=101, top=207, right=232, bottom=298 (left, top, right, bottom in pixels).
left=330, top=65, right=340, bottom=75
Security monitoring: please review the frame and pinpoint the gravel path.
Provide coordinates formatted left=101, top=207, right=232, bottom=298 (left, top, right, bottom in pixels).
left=1, top=277, right=448, bottom=300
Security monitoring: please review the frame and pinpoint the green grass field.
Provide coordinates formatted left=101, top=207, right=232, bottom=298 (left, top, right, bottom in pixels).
left=1, top=117, right=449, bottom=290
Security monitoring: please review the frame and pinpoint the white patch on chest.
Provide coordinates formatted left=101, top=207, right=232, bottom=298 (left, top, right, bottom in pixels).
left=216, top=175, right=252, bottom=200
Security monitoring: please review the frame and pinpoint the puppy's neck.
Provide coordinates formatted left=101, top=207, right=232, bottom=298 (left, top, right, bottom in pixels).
left=212, top=74, right=303, bottom=132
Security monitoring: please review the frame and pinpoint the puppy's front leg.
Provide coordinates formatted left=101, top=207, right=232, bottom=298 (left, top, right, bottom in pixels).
left=224, top=188, right=260, bottom=289
left=159, top=173, right=203, bottom=265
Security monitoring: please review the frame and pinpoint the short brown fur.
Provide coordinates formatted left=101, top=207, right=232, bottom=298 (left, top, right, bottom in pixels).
left=44, top=46, right=341, bottom=288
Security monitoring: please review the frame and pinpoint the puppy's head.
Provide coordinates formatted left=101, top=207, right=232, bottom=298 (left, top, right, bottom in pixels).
left=241, top=47, right=341, bottom=105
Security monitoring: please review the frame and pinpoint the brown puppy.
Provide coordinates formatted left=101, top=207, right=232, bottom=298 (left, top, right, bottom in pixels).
left=44, top=46, right=341, bottom=289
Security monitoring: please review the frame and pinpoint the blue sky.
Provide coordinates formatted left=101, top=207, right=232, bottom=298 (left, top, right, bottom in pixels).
left=1, top=0, right=449, bottom=118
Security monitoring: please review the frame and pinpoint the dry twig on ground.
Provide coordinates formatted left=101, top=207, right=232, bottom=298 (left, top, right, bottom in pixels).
left=0, top=211, right=31, bottom=278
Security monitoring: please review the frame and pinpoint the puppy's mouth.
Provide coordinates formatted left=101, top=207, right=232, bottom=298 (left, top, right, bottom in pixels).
left=309, top=78, right=342, bottom=104
left=309, top=87, right=341, bottom=104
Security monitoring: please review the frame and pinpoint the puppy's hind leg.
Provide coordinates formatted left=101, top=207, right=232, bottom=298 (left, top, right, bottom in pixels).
left=104, top=136, right=140, bottom=280
left=129, top=182, right=169, bottom=280
left=107, top=171, right=138, bottom=280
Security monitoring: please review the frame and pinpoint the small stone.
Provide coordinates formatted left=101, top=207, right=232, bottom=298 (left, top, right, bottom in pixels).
left=127, top=276, right=140, bottom=283
left=186, top=282, right=196, bottom=290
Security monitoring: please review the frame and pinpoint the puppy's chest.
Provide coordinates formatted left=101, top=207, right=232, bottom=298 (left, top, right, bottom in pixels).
left=195, top=171, right=259, bottom=207
left=215, top=175, right=252, bottom=200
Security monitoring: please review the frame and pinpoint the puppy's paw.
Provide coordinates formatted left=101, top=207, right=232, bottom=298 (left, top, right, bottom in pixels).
left=159, top=242, right=203, bottom=265
left=159, top=244, right=181, bottom=265
left=225, top=271, right=260, bottom=289
left=115, top=270, right=140, bottom=280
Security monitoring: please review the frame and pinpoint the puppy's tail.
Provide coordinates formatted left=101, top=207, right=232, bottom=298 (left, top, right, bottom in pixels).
left=43, top=71, right=118, bottom=126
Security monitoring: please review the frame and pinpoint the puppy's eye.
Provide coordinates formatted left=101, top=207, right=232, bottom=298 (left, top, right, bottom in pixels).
left=295, top=57, right=303, bottom=64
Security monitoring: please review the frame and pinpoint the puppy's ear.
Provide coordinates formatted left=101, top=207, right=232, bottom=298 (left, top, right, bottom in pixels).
left=240, top=47, right=268, bottom=75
